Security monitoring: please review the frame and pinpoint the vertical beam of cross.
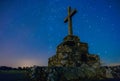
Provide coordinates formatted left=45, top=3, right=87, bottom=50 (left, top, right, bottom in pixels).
left=64, top=6, right=77, bottom=36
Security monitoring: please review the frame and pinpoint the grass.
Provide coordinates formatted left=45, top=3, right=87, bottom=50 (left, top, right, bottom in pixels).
left=0, top=70, right=26, bottom=73
left=0, top=70, right=30, bottom=81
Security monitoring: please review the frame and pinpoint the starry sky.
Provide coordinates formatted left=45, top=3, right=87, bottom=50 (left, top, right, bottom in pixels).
left=0, top=0, right=120, bottom=67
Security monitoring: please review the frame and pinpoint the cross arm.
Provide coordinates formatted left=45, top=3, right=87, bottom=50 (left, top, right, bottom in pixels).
left=64, top=9, right=77, bottom=23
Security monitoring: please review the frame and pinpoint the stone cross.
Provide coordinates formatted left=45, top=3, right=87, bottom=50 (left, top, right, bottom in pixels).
left=64, top=6, right=77, bottom=35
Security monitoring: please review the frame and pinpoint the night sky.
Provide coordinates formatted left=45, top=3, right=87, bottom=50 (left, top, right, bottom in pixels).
left=0, top=0, right=120, bottom=67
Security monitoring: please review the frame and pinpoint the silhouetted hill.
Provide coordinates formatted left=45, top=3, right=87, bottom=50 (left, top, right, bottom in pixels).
left=0, top=66, right=14, bottom=70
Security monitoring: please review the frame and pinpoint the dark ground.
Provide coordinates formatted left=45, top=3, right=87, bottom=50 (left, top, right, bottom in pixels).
left=0, top=74, right=119, bottom=81
left=0, top=70, right=30, bottom=81
left=99, top=79, right=120, bottom=81
left=0, top=71, right=119, bottom=81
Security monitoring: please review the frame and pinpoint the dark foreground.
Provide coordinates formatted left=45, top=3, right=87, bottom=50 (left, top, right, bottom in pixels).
left=0, top=71, right=120, bottom=81
left=0, top=75, right=119, bottom=81
left=0, top=70, right=29, bottom=81
left=99, top=79, right=120, bottom=81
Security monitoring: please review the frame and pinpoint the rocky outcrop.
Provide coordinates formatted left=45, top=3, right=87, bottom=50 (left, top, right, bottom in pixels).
left=29, top=64, right=106, bottom=81
left=103, top=65, right=120, bottom=79
left=28, top=65, right=120, bottom=81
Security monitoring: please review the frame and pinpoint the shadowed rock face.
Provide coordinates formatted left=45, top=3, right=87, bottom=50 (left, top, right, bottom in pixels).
left=28, top=65, right=120, bottom=81
left=48, top=35, right=100, bottom=67
left=29, top=65, right=106, bottom=81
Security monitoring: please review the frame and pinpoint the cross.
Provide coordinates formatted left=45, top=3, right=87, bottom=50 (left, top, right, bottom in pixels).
left=64, top=6, right=77, bottom=35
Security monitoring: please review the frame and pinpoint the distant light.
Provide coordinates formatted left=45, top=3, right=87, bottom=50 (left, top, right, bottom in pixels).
left=17, top=59, right=42, bottom=67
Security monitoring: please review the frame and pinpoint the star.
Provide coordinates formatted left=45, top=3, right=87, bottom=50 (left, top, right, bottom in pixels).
left=108, top=5, right=112, bottom=9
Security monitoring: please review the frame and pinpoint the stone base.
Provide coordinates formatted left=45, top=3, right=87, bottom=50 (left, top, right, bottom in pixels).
left=48, top=35, right=100, bottom=67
